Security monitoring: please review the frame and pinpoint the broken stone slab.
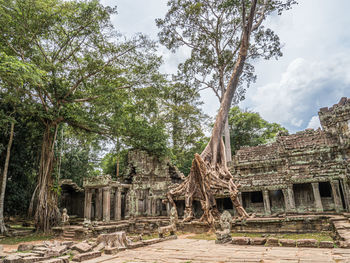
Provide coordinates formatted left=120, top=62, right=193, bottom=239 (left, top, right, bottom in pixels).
left=72, top=251, right=101, bottom=262
left=231, top=237, right=250, bottom=245
left=266, top=237, right=279, bottom=246
left=72, top=242, right=92, bottom=253
left=96, top=231, right=128, bottom=249
left=142, top=238, right=162, bottom=246
left=337, top=240, right=350, bottom=248
left=104, top=246, right=119, bottom=255
left=22, top=256, right=48, bottom=263
left=60, top=241, right=74, bottom=248
left=58, top=255, right=70, bottom=263
left=279, top=239, right=296, bottom=247
left=93, top=242, right=105, bottom=252
left=4, top=255, right=23, bottom=263
left=127, top=241, right=144, bottom=249
left=249, top=238, right=266, bottom=245
left=51, top=245, right=67, bottom=255
left=296, top=239, right=318, bottom=248
left=319, top=241, right=334, bottom=248
left=40, top=258, right=64, bottom=263
left=17, top=244, right=34, bottom=252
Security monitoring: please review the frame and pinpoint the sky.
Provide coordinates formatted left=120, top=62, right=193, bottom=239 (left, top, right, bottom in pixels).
left=101, top=0, right=350, bottom=133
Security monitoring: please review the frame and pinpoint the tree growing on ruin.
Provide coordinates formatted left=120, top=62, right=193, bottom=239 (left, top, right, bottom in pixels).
left=165, top=0, right=296, bottom=225
left=0, top=0, right=162, bottom=232
left=157, top=0, right=288, bottom=161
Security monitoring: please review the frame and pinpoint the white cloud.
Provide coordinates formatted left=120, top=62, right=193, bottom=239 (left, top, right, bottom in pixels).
left=307, top=116, right=321, bottom=130
left=245, top=55, right=350, bottom=132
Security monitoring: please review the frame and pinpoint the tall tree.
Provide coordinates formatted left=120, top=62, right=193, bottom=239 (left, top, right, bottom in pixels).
left=228, top=106, right=288, bottom=154
left=0, top=0, right=161, bottom=232
left=166, top=0, right=295, bottom=224
left=157, top=0, right=290, bottom=161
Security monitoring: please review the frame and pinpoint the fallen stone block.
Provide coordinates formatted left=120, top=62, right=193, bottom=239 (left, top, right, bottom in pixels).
left=249, top=238, right=266, bottom=246
left=279, top=239, right=296, bottom=247
left=4, top=255, right=23, bottom=263
left=72, top=251, right=101, bottom=262
left=72, top=242, right=92, bottom=253
left=266, top=238, right=279, bottom=246
left=231, top=237, right=250, bottom=245
left=104, top=246, right=119, bottom=255
left=22, top=256, right=44, bottom=263
left=337, top=240, right=350, bottom=248
left=40, top=258, right=63, bottom=263
left=163, top=235, right=177, bottom=241
left=142, top=238, right=162, bottom=246
left=61, top=241, right=74, bottom=248
left=58, top=255, right=70, bottom=263
left=127, top=241, right=144, bottom=249
left=319, top=241, right=334, bottom=248
left=17, top=244, right=34, bottom=252
left=93, top=242, right=105, bottom=252
left=51, top=245, right=67, bottom=254
left=296, top=239, right=318, bottom=248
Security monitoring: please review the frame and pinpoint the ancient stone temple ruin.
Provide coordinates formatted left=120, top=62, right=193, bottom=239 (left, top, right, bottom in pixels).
left=63, top=98, right=349, bottom=222
left=80, top=150, right=183, bottom=222
left=230, top=97, right=350, bottom=216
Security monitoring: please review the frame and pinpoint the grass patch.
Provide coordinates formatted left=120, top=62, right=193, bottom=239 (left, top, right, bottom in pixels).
left=0, top=234, right=53, bottom=245
left=273, top=232, right=333, bottom=242
left=231, top=232, right=263, bottom=238
left=141, top=233, right=159, bottom=240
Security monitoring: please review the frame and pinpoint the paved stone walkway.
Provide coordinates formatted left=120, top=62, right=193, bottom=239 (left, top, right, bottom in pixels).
left=86, top=238, right=350, bottom=263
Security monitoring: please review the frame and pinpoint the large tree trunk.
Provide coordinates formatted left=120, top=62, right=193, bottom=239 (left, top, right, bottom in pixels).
left=34, top=123, right=61, bottom=232
left=0, top=122, right=15, bottom=234
left=167, top=0, right=257, bottom=225
left=224, top=117, right=232, bottom=162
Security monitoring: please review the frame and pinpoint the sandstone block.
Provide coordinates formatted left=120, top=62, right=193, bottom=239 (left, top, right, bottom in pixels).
left=104, top=246, right=119, bottom=255
left=72, top=251, right=101, bottom=262
left=249, top=238, right=266, bottom=245
left=4, top=255, right=23, bottom=263
left=266, top=237, right=279, bottom=246
left=72, top=242, right=92, bottom=253
left=279, top=239, right=296, bottom=247
left=58, top=255, right=70, bottom=263
left=319, top=241, right=334, bottom=248
left=127, top=241, right=144, bottom=249
left=22, top=256, right=44, bottom=263
left=18, top=244, right=34, bottom=252
left=296, top=239, right=318, bottom=248
left=61, top=241, right=74, bottom=248
left=231, top=237, right=250, bottom=245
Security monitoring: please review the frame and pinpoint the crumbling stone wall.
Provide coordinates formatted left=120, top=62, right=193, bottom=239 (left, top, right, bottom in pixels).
left=230, top=97, right=350, bottom=215
left=125, top=150, right=183, bottom=217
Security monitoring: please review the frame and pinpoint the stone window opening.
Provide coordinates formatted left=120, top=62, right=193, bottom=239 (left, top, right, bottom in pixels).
left=251, top=191, right=263, bottom=203
left=319, top=182, right=332, bottom=197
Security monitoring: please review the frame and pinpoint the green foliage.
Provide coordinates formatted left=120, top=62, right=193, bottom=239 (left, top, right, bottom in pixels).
left=228, top=106, right=288, bottom=154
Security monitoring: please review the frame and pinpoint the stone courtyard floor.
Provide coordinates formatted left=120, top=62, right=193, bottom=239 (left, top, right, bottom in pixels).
left=84, top=237, right=350, bottom=263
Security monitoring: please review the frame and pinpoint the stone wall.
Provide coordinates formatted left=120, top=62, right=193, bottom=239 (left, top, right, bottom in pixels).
left=230, top=97, right=350, bottom=215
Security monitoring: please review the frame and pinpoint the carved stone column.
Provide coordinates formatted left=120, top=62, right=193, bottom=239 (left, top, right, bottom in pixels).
left=147, top=197, right=152, bottom=216
left=282, top=188, right=291, bottom=212
left=95, top=188, right=103, bottom=220
left=262, top=190, right=271, bottom=215
left=287, top=185, right=296, bottom=212
left=84, top=188, right=92, bottom=221
left=102, top=187, right=111, bottom=222
left=330, top=180, right=343, bottom=213
left=340, top=179, right=350, bottom=212
left=114, top=188, right=122, bottom=220
left=311, top=182, right=323, bottom=212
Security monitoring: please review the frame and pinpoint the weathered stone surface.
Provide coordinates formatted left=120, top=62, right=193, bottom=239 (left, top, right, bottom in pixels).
left=266, top=237, right=279, bottom=246
left=21, top=256, right=44, bottom=263
left=296, top=239, right=318, bottom=248
left=40, top=258, right=63, bottom=263
left=215, top=210, right=232, bottom=244
left=58, top=256, right=70, bottom=263
left=249, top=237, right=266, bottom=245
left=72, top=242, right=92, bottom=253
left=72, top=251, right=101, bottom=262
left=104, top=246, right=119, bottom=255
left=231, top=237, right=250, bottom=245
left=319, top=241, right=334, bottom=248
left=61, top=241, right=74, bottom=248
left=93, top=242, right=105, bottom=252
left=17, top=244, right=34, bottom=252
left=127, top=241, right=144, bottom=249
left=96, top=231, right=128, bottom=249
left=279, top=239, right=296, bottom=247
left=4, top=255, right=23, bottom=263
